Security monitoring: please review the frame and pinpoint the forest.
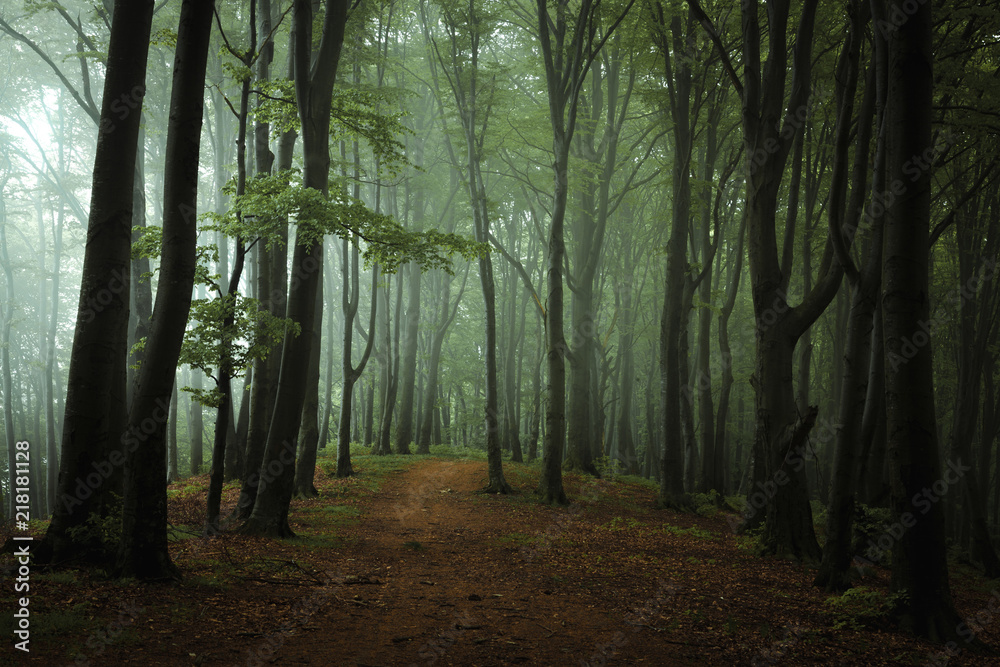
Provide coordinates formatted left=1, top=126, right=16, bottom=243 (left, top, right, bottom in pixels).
left=2, top=0, right=1000, bottom=663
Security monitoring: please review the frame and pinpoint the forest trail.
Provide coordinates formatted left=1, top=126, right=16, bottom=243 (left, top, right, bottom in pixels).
left=266, top=457, right=707, bottom=667
left=5, top=455, right=1000, bottom=666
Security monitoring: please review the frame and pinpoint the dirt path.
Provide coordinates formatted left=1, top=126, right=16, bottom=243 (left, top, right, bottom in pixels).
left=271, top=458, right=684, bottom=667
left=8, top=455, right=1000, bottom=666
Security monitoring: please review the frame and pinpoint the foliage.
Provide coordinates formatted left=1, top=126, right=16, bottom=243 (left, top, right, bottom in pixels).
left=131, top=224, right=219, bottom=288
left=823, top=586, right=907, bottom=631
left=178, top=292, right=297, bottom=407
left=594, top=454, right=625, bottom=478
left=251, top=79, right=411, bottom=175
left=65, top=496, right=123, bottom=557
left=851, top=503, right=893, bottom=560
left=203, top=169, right=485, bottom=274
left=734, top=525, right=766, bottom=556
left=131, top=224, right=298, bottom=406
left=689, top=490, right=724, bottom=516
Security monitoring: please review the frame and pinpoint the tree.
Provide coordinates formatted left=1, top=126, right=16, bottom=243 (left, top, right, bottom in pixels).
left=816, top=0, right=882, bottom=591
left=117, top=0, right=215, bottom=580
left=36, top=0, right=154, bottom=565
left=429, top=0, right=510, bottom=493
left=240, top=0, right=351, bottom=537
left=689, top=0, right=854, bottom=560
left=0, top=153, right=15, bottom=523
left=880, top=0, right=965, bottom=641
left=533, top=0, right=634, bottom=505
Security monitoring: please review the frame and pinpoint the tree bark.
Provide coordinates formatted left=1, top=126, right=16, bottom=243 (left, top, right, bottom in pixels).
left=881, top=0, right=967, bottom=641
left=240, top=0, right=349, bottom=538
left=37, top=0, right=154, bottom=565
left=294, top=270, right=324, bottom=499
left=394, top=263, right=421, bottom=454
left=117, top=0, right=213, bottom=579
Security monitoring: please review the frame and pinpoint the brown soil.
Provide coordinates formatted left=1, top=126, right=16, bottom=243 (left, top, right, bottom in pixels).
left=3, top=455, right=999, bottom=666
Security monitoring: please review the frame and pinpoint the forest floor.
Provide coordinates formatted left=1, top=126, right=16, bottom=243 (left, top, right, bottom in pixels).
left=3, top=448, right=1000, bottom=666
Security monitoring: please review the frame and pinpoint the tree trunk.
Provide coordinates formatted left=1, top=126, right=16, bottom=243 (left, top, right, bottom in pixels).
left=294, top=271, right=324, bottom=498
left=167, top=378, right=179, bottom=483
left=714, top=213, right=747, bottom=496
left=44, top=211, right=64, bottom=512
left=37, top=0, right=154, bottom=565
left=394, top=263, right=421, bottom=454
left=234, top=10, right=290, bottom=521
left=118, top=0, right=213, bottom=579
left=815, top=9, right=882, bottom=586
left=189, top=359, right=204, bottom=476
left=240, top=0, right=349, bottom=538
left=319, top=251, right=337, bottom=450
left=882, top=0, right=966, bottom=641
left=336, top=229, right=378, bottom=476
left=655, top=9, right=694, bottom=509
left=0, top=189, right=15, bottom=522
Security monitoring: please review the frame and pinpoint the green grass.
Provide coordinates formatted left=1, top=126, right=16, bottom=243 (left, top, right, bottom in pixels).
left=0, top=601, right=96, bottom=641
left=661, top=524, right=717, bottom=541
left=167, top=524, right=201, bottom=542
left=598, top=516, right=645, bottom=531
left=492, top=531, right=539, bottom=547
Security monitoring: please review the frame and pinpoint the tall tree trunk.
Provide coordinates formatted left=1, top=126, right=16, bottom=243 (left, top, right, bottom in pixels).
left=714, top=213, right=747, bottom=496
left=375, top=280, right=399, bottom=456
left=294, top=271, right=324, bottom=498
left=37, top=0, right=154, bottom=565
left=127, top=122, right=152, bottom=411
left=616, top=273, right=638, bottom=475
left=948, top=184, right=1000, bottom=575
left=654, top=7, right=694, bottom=509
left=44, top=211, right=64, bottom=512
left=319, top=250, right=337, bottom=450
left=336, top=229, right=378, bottom=476
left=816, top=15, right=882, bottom=588
left=235, top=5, right=289, bottom=521
left=533, top=0, right=631, bottom=504
left=418, top=267, right=467, bottom=453
left=882, top=0, right=965, bottom=641
left=167, top=378, right=179, bottom=483
left=504, top=261, right=525, bottom=464
left=394, top=262, right=421, bottom=454
left=118, top=0, right=213, bottom=579
left=240, top=0, right=349, bottom=538
left=393, top=123, right=426, bottom=454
